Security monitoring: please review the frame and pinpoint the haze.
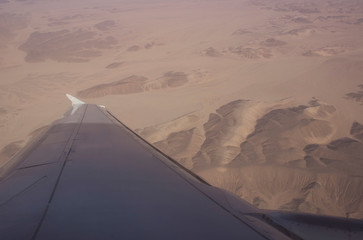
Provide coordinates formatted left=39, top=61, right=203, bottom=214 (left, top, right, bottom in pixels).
left=0, top=0, right=363, bottom=219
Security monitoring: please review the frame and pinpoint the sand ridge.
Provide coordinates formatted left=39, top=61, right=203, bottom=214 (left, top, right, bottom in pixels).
left=139, top=98, right=363, bottom=218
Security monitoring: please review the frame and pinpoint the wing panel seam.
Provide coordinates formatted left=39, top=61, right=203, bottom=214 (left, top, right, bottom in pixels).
left=31, top=105, right=88, bottom=240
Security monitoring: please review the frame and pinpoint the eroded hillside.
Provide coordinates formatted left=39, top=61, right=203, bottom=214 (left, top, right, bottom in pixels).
left=137, top=98, right=363, bottom=219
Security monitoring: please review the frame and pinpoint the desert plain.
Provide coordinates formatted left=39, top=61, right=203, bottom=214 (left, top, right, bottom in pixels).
left=0, top=0, right=363, bottom=219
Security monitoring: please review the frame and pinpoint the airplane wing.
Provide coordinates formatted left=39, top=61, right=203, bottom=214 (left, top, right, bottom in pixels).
left=0, top=95, right=362, bottom=239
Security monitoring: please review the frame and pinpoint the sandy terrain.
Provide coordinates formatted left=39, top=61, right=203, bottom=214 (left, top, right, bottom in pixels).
left=1, top=0, right=363, bottom=219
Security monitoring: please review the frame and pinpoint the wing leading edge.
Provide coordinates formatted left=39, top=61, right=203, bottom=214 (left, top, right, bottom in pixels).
left=0, top=95, right=362, bottom=240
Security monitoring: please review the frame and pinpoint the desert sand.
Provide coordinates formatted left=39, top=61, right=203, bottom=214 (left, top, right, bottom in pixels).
left=0, top=0, right=363, bottom=219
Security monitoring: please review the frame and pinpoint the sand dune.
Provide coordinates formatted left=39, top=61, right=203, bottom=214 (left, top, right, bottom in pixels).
left=201, top=46, right=272, bottom=59
left=260, top=38, right=287, bottom=47
left=94, top=20, right=115, bottom=31
left=127, top=45, right=141, bottom=52
left=226, top=46, right=272, bottom=59
left=280, top=26, right=316, bottom=37
left=303, top=46, right=347, bottom=57
left=346, top=85, right=363, bottom=104
left=232, top=29, right=252, bottom=35
left=105, top=62, right=123, bottom=69
left=78, top=72, right=189, bottom=98
left=201, top=47, right=221, bottom=57
left=19, top=29, right=118, bottom=62
left=78, top=75, right=147, bottom=98
left=0, top=12, right=28, bottom=48
left=351, top=121, right=363, bottom=141
left=199, top=166, right=363, bottom=219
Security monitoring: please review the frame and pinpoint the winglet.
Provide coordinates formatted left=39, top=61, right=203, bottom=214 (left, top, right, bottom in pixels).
left=66, top=94, right=85, bottom=106
left=66, top=94, right=85, bottom=116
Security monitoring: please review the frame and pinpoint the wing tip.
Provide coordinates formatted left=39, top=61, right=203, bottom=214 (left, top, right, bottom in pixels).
left=66, top=94, right=85, bottom=106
